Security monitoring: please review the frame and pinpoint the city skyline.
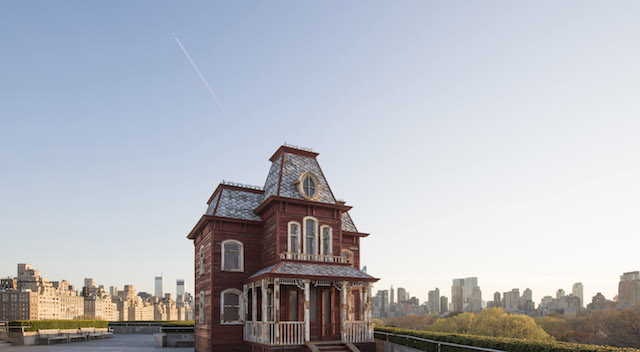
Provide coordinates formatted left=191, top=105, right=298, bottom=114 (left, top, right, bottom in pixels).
left=0, top=264, right=191, bottom=301
left=2, top=1, right=640, bottom=307
left=1, top=260, right=631, bottom=312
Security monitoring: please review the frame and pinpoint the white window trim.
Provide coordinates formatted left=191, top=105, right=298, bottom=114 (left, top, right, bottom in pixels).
left=296, top=171, right=322, bottom=200
left=198, top=291, right=205, bottom=324
left=303, top=216, right=318, bottom=255
left=288, top=221, right=301, bottom=253
left=199, top=246, right=205, bottom=275
left=341, top=249, right=354, bottom=266
left=220, top=288, right=244, bottom=325
left=221, top=239, right=244, bottom=272
left=320, top=225, right=333, bottom=256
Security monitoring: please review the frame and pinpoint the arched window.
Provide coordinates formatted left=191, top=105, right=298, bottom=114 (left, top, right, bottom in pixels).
left=303, top=217, right=318, bottom=255
left=221, top=240, right=244, bottom=272
left=320, top=225, right=332, bottom=256
left=220, top=288, right=243, bottom=324
left=199, top=246, right=205, bottom=275
left=288, top=221, right=301, bottom=253
left=198, top=291, right=205, bottom=324
left=341, top=249, right=353, bottom=266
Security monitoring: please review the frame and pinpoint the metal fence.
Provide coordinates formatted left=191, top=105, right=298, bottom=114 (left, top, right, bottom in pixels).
left=374, top=331, right=505, bottom=352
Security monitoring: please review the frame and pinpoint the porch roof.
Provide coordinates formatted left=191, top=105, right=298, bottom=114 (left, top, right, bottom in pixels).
left=247, top=262, right=378, bottom=282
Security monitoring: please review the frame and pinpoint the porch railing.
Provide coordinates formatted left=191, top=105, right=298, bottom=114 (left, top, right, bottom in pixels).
left=344, top=321, right=373, bottom=343
left=279, top=252, right=350, bottom=264
left=244, top=321, right=305, bottom=346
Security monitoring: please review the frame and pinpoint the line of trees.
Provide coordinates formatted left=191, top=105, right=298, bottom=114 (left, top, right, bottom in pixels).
left=378, top=307, right=640, bottom=349
left=381, top=307, right=551, bottom=340
left=535, top=308, right=640, bottom=348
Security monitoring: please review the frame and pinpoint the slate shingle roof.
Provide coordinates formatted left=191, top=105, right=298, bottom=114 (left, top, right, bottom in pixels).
left=262, top=154, right=282, bottom=199
left=248, top=262, right=376, bottom=281
left=204, top=146, right=360, bottom=231
left=278, top=153, right=336, bottom=204
left=341, top=212, right=357, bottom=232
left=206, top=188, right=263, bottom=222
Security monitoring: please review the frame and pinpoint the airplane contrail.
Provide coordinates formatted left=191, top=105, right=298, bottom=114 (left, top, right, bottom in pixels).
left=172, top=33, right=229, bottom=119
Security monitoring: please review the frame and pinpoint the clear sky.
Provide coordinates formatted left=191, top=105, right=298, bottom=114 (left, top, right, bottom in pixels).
left=1, top=1, right=639, bottom=305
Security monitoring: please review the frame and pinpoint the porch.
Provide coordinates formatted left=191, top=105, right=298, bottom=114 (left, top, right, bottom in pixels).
left=242, top=275, right=374, bottom=346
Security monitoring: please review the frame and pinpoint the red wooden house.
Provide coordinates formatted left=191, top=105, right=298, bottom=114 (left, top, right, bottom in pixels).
left=187, top=145, right=378, bottom=352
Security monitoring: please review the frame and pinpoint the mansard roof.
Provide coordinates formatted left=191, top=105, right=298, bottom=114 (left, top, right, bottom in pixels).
left=263, top=146, right=336, bottom=204
left=197, top=145, right=364, bottom=233
left=205, top=182, right=264, bottom=222
left=341, top=212, right=357, bottom=232
left=247, top=262, right=377, bottom=282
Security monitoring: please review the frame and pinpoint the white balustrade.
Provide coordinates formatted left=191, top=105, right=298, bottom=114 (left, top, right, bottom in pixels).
left=279, top=252, right=351, bottom=264
left=344, top=321, right=374, bottom=343
left=244, top=321, right=305, bottom=345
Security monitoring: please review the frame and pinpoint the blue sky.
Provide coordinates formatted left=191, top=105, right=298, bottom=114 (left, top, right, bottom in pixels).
left=1, top=1, right=639, bottom=304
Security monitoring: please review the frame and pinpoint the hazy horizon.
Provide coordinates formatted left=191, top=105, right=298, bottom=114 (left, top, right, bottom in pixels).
left=2, top=1, right=640, bottom=306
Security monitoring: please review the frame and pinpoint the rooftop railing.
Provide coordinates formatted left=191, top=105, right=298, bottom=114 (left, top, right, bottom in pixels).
left=279, top=252, right=351, bottom=264
left=222, top=180, right=264, bottom=191
left=375, top=331, right=506, bottom=352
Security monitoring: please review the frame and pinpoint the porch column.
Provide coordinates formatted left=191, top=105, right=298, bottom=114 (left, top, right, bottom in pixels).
left=304, top=280, right=310, bottom=342
left=262, top=279, right=268, bottom=343
left=242, top=284, right=248, bottom=322
left=274, top=279, right=280, bottom=343
left=341, top=281, right=348, bottom=342
left=252, top=282, right=257, bottom=322
left=365, top=283, right=372, bottom=341
left=348, top=288, right=355, bottom=321
left=359, top=288, right=364, bottom=321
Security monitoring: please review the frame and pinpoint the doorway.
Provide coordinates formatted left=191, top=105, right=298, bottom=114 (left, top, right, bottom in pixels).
left=310, top=286, right=339, bottom=341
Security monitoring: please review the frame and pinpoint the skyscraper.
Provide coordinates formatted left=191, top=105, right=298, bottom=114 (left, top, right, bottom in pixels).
left=427, top=288, right=440, bottom=314
left=177, top=279, right=185, bottom=298
left=572, top=282, right=584, bottom=308
left=503, top=288, right=520, bottom=312
left=451, top=278, right=466, bottom=312
left=618, top=271, right=640, bottom=308
left=390, top=285, right=394, bottom=304
left=463, top=277, right=478, bottom=302
left=556, top=289, right=565, bottom=299
left=154, top=276, right=164, bottom=298
left=397, top=287, right=406, bottom=303
left=470, top=286, right=482, bottom=312
left=439, top=296, right=448, bottom=314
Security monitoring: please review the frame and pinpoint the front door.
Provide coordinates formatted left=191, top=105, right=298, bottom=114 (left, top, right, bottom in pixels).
left=320, top=288, right=339, bottom=340
left=310, top=286, right=340, bottom=341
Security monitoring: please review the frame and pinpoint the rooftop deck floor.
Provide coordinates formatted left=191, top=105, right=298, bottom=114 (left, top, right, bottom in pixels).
left=1, top=334, right=194, bottom=351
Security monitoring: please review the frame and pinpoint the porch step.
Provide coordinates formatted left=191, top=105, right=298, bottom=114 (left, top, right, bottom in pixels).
left=307, top=341, right=359, bottom=352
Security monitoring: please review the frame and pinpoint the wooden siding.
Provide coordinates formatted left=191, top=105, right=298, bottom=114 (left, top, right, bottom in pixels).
left=193, top=198, right=365, bottom=351
left=194, top=225, right=212, bottom=352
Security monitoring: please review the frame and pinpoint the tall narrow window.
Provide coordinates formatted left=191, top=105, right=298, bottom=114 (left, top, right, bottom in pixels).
left=221, top=240, right=244, bottom=272
left=221, top=289, right=243, bottom=324
left=199, top=246, right=205, bottom=275
left=304, top=217, right=317, bottom=255
left=288, top=222, right=301, bottom=253
left=320, top=226, right=332, bottom=256
left=198, top=291, right=205, bottom=324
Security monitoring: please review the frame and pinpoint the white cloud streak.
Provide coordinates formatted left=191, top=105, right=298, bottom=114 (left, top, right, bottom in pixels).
left=172, top=33, right=229, bottom=119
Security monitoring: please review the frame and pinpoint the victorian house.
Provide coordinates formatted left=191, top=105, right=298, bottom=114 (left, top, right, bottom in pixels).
left=187, top=145, right=377, bottom=352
